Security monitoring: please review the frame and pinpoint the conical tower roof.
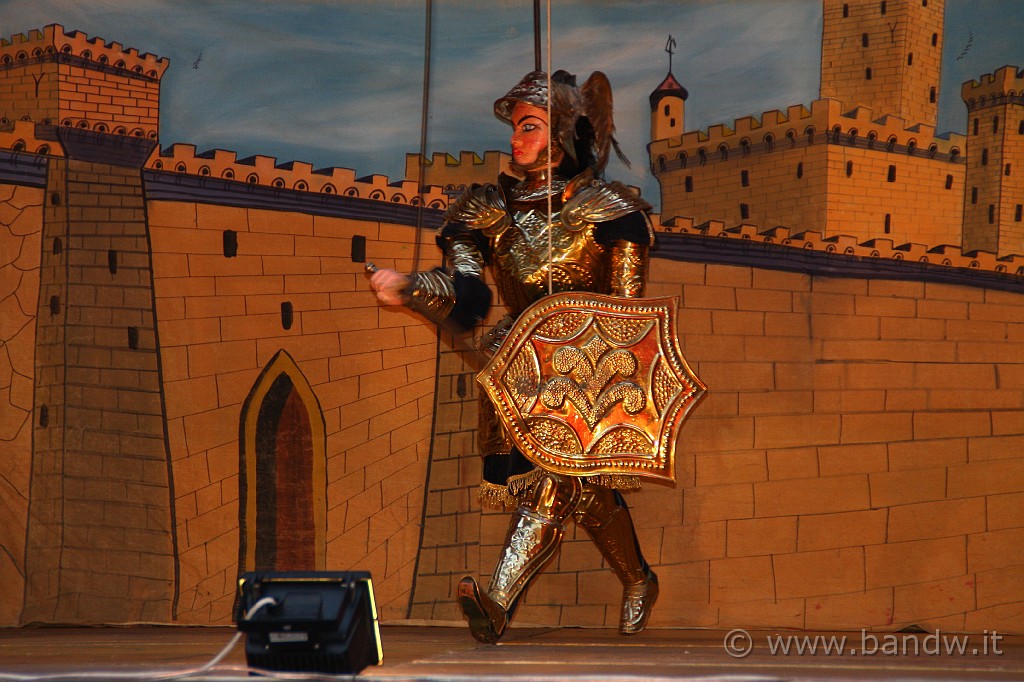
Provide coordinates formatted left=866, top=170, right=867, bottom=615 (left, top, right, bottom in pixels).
left=650, top=71, right=688, bottom=110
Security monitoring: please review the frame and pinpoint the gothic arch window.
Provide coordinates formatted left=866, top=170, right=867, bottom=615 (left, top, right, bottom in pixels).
left=740, top=139, right=751, bottom=157
left=805, top=126, right=816, bottom=144
left=764, top=133, right=775, bottom=152
left=786, top=130, right=796, bottom=148
left=848, top=129, right=858, bottom=145
left=906, top=140, right=917, bottom=155
left=677, top=152, right=687, bottom=168
left=831, top=125, right=842, bottom=143
left=239, top=350, right=327, bottom=572
left=887, top=136, right=898, bottom=152
left=698, top=148, right=708, bottom=165
left=657, top=155, right=667, bottom=172
left=718, top=143, right=729, bottom=161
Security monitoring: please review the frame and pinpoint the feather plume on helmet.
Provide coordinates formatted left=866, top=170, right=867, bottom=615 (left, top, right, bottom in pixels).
left=494, top=70, right=630, bottom=179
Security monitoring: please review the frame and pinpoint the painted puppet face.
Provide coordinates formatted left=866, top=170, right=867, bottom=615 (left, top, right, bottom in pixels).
left=510, top=102, right=550, bottom=168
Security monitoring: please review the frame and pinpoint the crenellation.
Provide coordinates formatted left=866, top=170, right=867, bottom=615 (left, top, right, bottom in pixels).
left=961, top=65, right=1024, bottom=108
left=404, top=149, right=511, bottom=192
left=652, top=98, right=964, bottom=162
left=0, top=24, right=168, bottom=80
left=654, top=212, right=1024, bottom=273
left=149, top=143, right=450, bottom=208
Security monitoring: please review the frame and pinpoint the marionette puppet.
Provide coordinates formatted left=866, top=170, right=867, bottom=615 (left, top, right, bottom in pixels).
left=370, top=69, right=704, bottom=643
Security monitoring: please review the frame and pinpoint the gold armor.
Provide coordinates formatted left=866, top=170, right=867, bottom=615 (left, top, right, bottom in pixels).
left=396, top=69, right=701, bottom=643
left=443, top=170, right=653, bottom=316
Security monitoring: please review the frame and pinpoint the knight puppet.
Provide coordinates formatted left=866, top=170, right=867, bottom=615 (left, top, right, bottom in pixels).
left=370, top=69, right=663, bottom=643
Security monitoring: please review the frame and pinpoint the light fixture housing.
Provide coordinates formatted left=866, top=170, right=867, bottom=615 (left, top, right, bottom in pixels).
left=235, top=571, right=382, bottom=674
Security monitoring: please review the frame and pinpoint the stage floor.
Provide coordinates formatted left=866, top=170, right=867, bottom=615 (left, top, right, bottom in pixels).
left=0, top=624, right=1021, bottom=681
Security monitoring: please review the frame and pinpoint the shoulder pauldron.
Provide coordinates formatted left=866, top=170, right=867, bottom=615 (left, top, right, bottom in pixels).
left=443, top=183, right=512, bottom=236
left=561, top=176, right=652, bottom=231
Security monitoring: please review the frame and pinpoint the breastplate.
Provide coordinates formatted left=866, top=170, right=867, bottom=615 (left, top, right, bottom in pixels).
left=492, top=187, right=609, bottom=314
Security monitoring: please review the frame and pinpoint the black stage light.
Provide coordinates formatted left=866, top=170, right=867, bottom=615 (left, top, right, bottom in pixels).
left=235, top=571, right=382, bottom=674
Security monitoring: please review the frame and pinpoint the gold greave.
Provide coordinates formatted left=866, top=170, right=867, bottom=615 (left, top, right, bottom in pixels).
left=459, top=473, right=582, bottom=643
left=576, top=485, right=658, bottom=634
left=488, top=474, right=583, bottom=610
left=576, top=486, right=648, bottom=586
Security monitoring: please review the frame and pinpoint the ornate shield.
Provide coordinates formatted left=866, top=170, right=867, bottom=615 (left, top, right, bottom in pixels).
left=477, top=292, right=706, bottom=483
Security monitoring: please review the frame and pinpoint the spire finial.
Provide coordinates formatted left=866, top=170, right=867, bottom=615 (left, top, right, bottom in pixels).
left=665, top=35, right=676, bottom=73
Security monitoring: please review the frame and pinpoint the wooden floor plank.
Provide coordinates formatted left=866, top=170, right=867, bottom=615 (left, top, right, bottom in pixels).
left=0, top=625, right=1020, bottom=681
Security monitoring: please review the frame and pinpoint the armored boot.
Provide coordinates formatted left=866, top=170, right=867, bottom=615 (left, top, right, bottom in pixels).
left=458, top=472, right=583, bottom=643
left=576, top=485, right=659, bottom=635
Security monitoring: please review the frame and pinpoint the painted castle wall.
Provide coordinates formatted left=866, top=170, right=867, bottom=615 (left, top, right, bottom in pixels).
left=1, top=17, right=1022, bottom=634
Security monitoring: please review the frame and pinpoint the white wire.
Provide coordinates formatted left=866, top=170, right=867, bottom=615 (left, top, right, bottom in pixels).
left=0, top=598, right=285, bottom=682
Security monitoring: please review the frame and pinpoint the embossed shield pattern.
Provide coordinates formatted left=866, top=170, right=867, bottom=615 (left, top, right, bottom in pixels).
left=478, top=292, right=706, bottom=482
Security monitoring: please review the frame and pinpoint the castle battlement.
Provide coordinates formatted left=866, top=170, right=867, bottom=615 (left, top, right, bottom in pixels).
left=0, top=24, right=168, bottom=79
left=404, top=150, right=511, bottom=190
left=651, top=98, right=965, bottom=160
left=961, top=65, right=1024, bottom=108
left=656, top=216, right=1024, bottom=274
left=0, top=120, right=63, bottom=157
left=410, top=150, right=509, bottom=169
left=149, top=143, right=450, bottom=208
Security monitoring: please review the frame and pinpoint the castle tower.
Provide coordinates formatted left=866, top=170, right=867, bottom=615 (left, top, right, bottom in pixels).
left=961, top=65, right=1024, bottom=256
left=820, top=0, right=945, bottom=127
left=650, top=71, right=688, bottom=143
left=650, top=36, right=688, bottom=143
left=0, top=24, right=167, bottom=138
left=1, top=25, right=176, bottom=623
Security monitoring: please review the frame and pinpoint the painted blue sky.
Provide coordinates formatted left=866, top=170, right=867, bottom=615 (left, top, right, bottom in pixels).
left=3, top=1, right=1023, bottom=209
